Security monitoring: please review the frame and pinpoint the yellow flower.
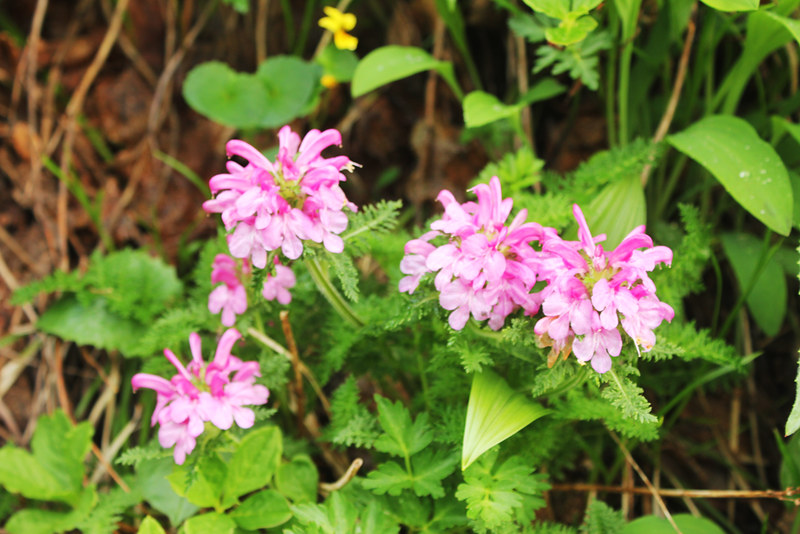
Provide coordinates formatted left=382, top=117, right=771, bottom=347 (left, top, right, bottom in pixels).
left=321, top=74, right=338, bottom=89
left=318, top=6, right=358, bottom=51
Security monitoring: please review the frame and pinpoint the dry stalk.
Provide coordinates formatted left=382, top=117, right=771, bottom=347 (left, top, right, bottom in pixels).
left=280, top=311, right=306, bottom=434
left=319, top=458, right=363, bottom=496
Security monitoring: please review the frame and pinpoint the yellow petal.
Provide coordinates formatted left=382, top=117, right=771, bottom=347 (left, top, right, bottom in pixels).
left=333, top=30, right=358, bottom=51
left=339, top=12, right=356, bottom=31
left=318, top=16, right=338, bottom=32
left=321, top=74, right=338, bottom=89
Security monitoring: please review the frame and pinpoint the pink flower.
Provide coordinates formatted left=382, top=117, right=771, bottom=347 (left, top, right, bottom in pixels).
left=536, top=204, right=673, bottom=373
left=203, top=126, right=358, bottom=265
left=208, top=254, right=249, bottom=326
left=132, top=329, right=269, bottom=464
left=399, top=177, right=548, bottom=330
left=262, top=258, right=296, bottom=305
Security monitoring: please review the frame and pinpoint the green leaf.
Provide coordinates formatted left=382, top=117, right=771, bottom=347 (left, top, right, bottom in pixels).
left=373, top=395, right=434, bottom=458
left=364, top=450, right=457, bottom=498
left=668, top=115, right=793, bottom=235
left=582, top=500, right=625, bottom=533
left=612, top=0, right=643, bottom=41
left=698, top=0, right=758, bottom=11
left=0, top=446, right=65, bottom=502
left=761, top=10, right=800, bottom=47
left=136, top=457, right=198, bottom=527
left=179, top=512, right=235, bottom=534
left=316, top=45, right=359, bottom=82
left=292, top=491, right=358, bottom=534
left=223, top=426, right=282, bottom=505
left=360, top=499, right=400, bottom=534
left=622, top=514, right=725, bottom=534
left=363, top=460, right=411, bottom=496
left=786, top=358, right=800, bottom=436
left=275, top=455, right=319, bottom=503
left=6, top=486, right=96, bottom=534
left=254, top=56, right=320, bottom=128
left=183, top=57, right=318, bottom=129
left=168, top=454, right=227, bottom=509
left=230, top=489, right=292, bottom=530
left=463, top=91, right=518, bottom=128
left=31, top=410, right=93, bottom=497
left=721, top=233, right=786, bottom=336
left=522, top=0, right=569, bottom=18
left=352, top=46, right=462, bottom=99
left=583, top=173, right=646, bottom=249
left=462, top=370, right=550, bottom=470
left=37, top=295, right=148, bottom=357
left=137, top=516, right=166, bottom=534
left=546, top=14, right=597, bottom=46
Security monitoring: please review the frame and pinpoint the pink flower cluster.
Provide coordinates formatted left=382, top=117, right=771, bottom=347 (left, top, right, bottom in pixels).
left=203, top=126, right=357, bottom=265
left=207, top=254, right=297, bottom=326
left=131, top=329, right=269, bottom=464
left=399, top=178, right=674, bottom=373
left=534, top=205, right=674, bottom=373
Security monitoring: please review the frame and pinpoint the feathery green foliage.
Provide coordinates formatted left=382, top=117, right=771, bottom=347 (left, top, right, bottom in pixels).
left=324, top=376, right=380, bottom=448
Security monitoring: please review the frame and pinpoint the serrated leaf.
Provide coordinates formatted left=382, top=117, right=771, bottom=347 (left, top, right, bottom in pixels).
left=179, top=512, right=235, bottom=534
left=462, top=370, right=550, bottom=470
left=582, top=500, right=625, bottom=534
left=168, top=454, right=227, bottom=509
left=721, top=233, right=786, bottom=336
left=32, top=410, right=93, bottom=497
left=352, top=46, right=461, bottom=99
left=546, top=14, right=597, bottom=46
left=360, top=499, right=401, bottom=534
left=363, top=461, right=410, bottom=496
left=622, top=514, right=725, bottom=534
left=5, top=487, right=96, bottom=534
left=409, top=449, right=459, bottom=497
left=230, top=489, right=292, bottom=530
left=602, top=371, right=658, bottom=426
left=668, top=115, right=793, bottom=235
left=275, top=455, right=318, bottom=503
left=37, top=295, right=148, bottom=357
left=136, top=457, right=198, bottom=526
left=223, top=426, right=282, bottom=506
left=0, top=447, right=70, bottom=502
left=373, top=395, right=434, bottom=457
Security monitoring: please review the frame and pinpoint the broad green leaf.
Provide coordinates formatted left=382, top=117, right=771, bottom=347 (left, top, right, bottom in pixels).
left=137, top=516, right=167, bottom=534
left=522, top=0, right=569, bottom=18
left=716, top=12, right=792, bottom=113
left=183, top=62, right=270, bottom=128
left=136, top=457, right=199, bottom=526
left=613, top=0, right=643, bottom=40
left=223, top=426, right=282, bottom=505
left=0, top=446, right=75, bottom=503
left=622, top=514, right=726, bottom=534
left=519, top=78, right=566, bottom=106
left=786, top=358, right=800, bottom=436
left=5, top=486, right=96, bottom=534
left=668, top=115, right=793, bottom=235
left=254, top=56, right=320, bottom=128
left=168, top=454, right=227, bottom=509
left=275, top=454, right=319, bottom=503
left=761, top=10, right=800, bottom=46
left=360, top=500, right=401, bottom=534
left=462, top=370, right=550, bottom=470
left=37, top=295, right=148, bottom=357
left=31, top=410, right=93, bottom=497
left=183, top=57, right=318, bottom=129
left=721, top=233, right=786, bottom=336
left=316, top=45, right=358, bottom=82
left=327, top=490, right=359, bottom=534
left=545, top=14, right=597, bottom=46
left=229, top=489, right=292, bottom=530
left=352, top=46, right=462, bottom=99
left=179, top=512, right=235, bottom=534
left=699, top=0, right=758, bottom=11
left=584, top=173, right=646, bottom=249
left=463, top=91, right=518, bottom=128
left=373, top=395, right=433, bottom=458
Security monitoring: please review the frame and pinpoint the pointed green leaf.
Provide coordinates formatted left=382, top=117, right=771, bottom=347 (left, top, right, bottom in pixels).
left=668, top=115, right=793, bottom=235
left=229, top=489, right=292, bottom=530
left=179, top=512, right=235, bottom=534
left=373, top=396, right=433, bottom=457
left=352, top=46, right=462, bottom=99
left=622, top=513, right=725, bottom=534
left=786, top=357, right=800, bottom=436
left=584, top=173, right=646, bottom=249
left=463, top=91, right=518, bottom=128
left=720, top=233, right=786, bottom=336
left=699, top=0, right=758, bottom=11
left=137, top=516, right=166, bottom=534
left=462, top=370, right=550, bottom=470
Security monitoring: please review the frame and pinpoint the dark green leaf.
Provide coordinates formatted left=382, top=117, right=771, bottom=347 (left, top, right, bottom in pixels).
left=230, top=489, right=292, bottom=530
left=373, top=395, right=434, bottom=457
left=275, top=455, right=319, bottom=503
left=223, top=426, right=282, bottom=505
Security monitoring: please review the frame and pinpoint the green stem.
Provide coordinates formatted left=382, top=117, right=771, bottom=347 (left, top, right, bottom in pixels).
left=605, top=11, right=619, bottom=147
left=305, top=256, right=364, bottom=327
left=618, top=39, right=633, bottom=145
left=416, top=336, right=432, bottom=413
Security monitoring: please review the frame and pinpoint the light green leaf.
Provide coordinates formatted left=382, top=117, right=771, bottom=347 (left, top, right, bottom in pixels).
left=223, top=426, right=282, bottom=505
left=522, top=0, right=569, bottom=18
left=545, top=14, right=597, bottom=46
left=316, top=45, right=359, bottom=82
left=183, top=62, right=270, bottom=129
left=360, top=500, right=401, bottom=534
left=622, top=514, right=726, bottom=534
left=275, top=454, right=319, bottom=503
left=37, top=295, right=148, bottom=358
left=462, top=370, right=550, bottom=470
left=352, top=46, right=462, bottom=99
left=31, top=410, right=93, bottom=497
left=761, top=10, right=800, bottom=46
left=613, top=0, right=643, bottom=40
left=519, top=77, right=566, bottom=106
left=363, top=460, right=410, bottom=496
left=463, top=91, right=518, bottom=128
left=254, top=56, right=320, bottom=128
left=230, top=489, right=292, bottom=530
left=699, top=0, right=758, bottom=11
left=136, top=457, right=199, bottom=527
left=668, top=115, right=793, bottom=235
left=584, top=173, right=646, bottom=249
left=6, top=486, right=96, bottom=534
left=373, top=395, right=433, bottom=458
left=409, top=449, right=459, bottom=497
left=721, top=233, right=786, bottom=337
left=179, top=512, right=235, bottom=534
left=137, top=516, right=167, bottom=534
left=168, top=454, right=227, bottom=509
left=786, top=358, right=800, bottom=436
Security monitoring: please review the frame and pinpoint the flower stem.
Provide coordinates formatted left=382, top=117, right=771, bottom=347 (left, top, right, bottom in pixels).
left=305, top=256, right=364, bottom=327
